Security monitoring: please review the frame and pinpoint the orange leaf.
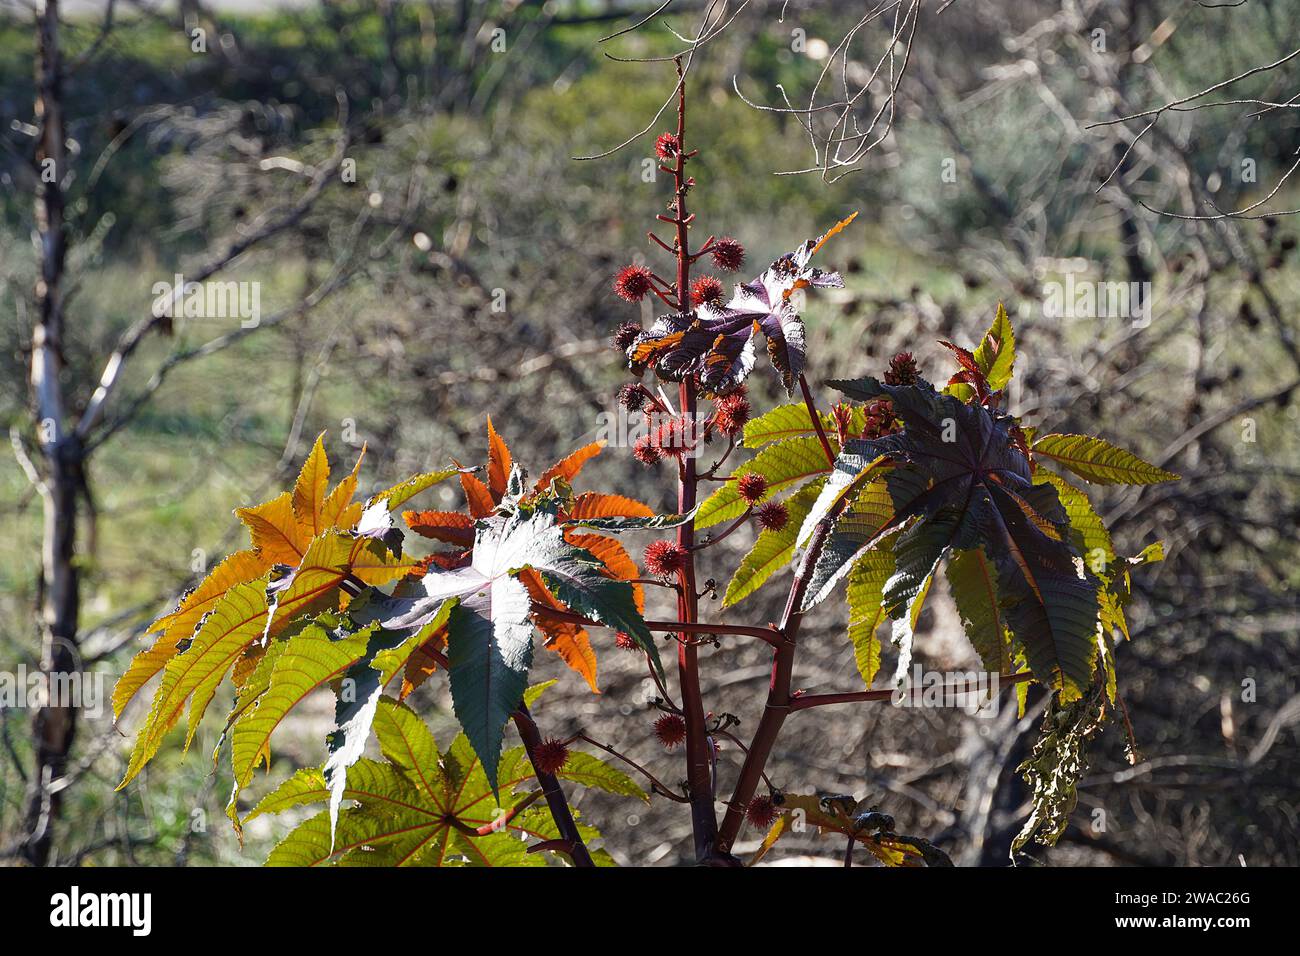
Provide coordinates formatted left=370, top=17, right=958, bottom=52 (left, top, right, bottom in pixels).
left=520, top=569, right=599, bottom=693
left=568, top=532, right=644, bottom=613
left=563, top=493, right=654, bottom=521
left=486, top=416, right=512, bottom=501
left=535, top=440, right=605, bottom=491
left=398, top=630, right=447, bottom=701
left=236, top=492, right=308, bottom=565
left=459, top=472, right=495, bottom=519
left=291, top=432, right=330, bottom=538
left=404, top=509, right=475, bottom=547
left=321, top=443, right=367, bottom=529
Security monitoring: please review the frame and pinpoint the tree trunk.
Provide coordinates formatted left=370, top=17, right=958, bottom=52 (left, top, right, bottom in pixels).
left=22, top=0, right=80, bottom=868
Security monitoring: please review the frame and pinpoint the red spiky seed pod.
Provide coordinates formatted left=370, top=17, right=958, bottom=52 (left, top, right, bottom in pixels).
left=651, top=415, right=694, bottom=459
left=746, top=794, right=779, bottom=829
left=654, top=714, right=687, bottom=749
left=644, top=539, right=687, bottom=577
left=655, top=132, right=680, bottom=161
left=711, top=237, right=745, bottom=272
left=755, top=501, right=789, bottom=532
left=690, top=275, right=724, bottom=307
left=533, top=738, right=570, bottom=775
left=618, top=382, right=647, bottom=411
left=712, top=393, right=750, bottom=436
left=632, top=435, right=663, bottom=466
left=615, top=630, right=639, bottom=651
left=614, top=321, right=642, bottom=351
left=736, top=472, right=769, bottom=504
left=614, top=265, right=654, bottom=302
left=862, top=398, right=899, bottom=440
left=884, top=351, right=920, bottom=386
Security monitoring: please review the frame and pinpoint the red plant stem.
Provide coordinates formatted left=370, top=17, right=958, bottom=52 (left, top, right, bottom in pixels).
left=511, top=702, right=596, bottom=867
left=715, top=508, right=835, bottom=854
left=799, top=372, right=836, bottom=466
left=665, top=58, right=723, bottom=863
left=788, top=671, right=1034, bottom=711
left=688, top=507, right=753, bottom=552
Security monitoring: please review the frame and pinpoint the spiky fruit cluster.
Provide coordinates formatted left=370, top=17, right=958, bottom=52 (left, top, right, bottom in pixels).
left=632, top=434, right=662, bottom=466
left=861, top=398, right=899, bottom=440
left=533, top=738, right=570, bottom=775
left=654, top=713, right=687, bottom=749
left=655, top=132, right=680, bottom=161
left=746, top=794, right=779, bottom=829
left=615, top=630, right=639, bottom=651
left=755, top=501, right=789, bottom=532
left=690, top=275, right=724, bottom=307
left=618, top=382, right=647, bottom=411
left=830, top=401, right=855, bottom=446
left=644, top=539, right=687, bottom=577
left=736, top=472, right=769, bottom=504
left=711, top=237, right=745, bottom=272
left=712, top=392, right=750, bottom=436
left=614, top=265, right=654, bottom=302
left=613, top=321, right=642, bottom=351
left=884, top=351, right=920, bottom=386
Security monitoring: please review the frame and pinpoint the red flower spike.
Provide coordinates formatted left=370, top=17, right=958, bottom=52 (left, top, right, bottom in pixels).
left=755, top=501, right=789, bottom=532
left=710, top=236, right=745, bottom=272
left=737, top=472, right=769, bottom=504
left=654, top=714, right=687, bottom=749
left=884, top=351, right=920, bottom=386
left=533, top=738, right=570, bottom=775
left=614, top=265, right=654, bottom=302
left=690, top=275, right=724, bottom=307
left=644, top=539, right=687, bottom=577
left=746, top=794, right=779, bottom=829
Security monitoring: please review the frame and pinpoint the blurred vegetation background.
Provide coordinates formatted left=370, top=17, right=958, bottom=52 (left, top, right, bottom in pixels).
left=1, top=0, right=1297, bottom=866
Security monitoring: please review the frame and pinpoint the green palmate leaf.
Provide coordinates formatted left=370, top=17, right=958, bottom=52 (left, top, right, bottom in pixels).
left=258, top=699, right=629, bottom=867
left=845, top=543, right=895, bottom=687
left=802, top=479, right=896, bottom=610
left=446, top=578, right=534, bottom=797
left=1034, top=471, right=1114, bottom=575
left=795, top=444, right=891, bottom=549
left=696, top=434, right=834, bottom=529
left=227, top=619, right=377, bottom=819
left=555, top=752, right=647, bottom=802
left=118, top=580, right=269, bottom=789
left=743, top=402, right=830, bottom=448
left=885, top=516, right=950, bottom=689
left=322, top=599, right=458, bottom=842
left=722, top=478, right=826, bottom=608
left=1032, top=433, right=1179, bottom=485
left=945, top=547, right=1011, bottom=675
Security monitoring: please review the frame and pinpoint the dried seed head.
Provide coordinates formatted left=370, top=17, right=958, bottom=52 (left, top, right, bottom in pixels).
left=711, top=236, right=746, bottom=272
left=614, top=321, right=642, bottom=351
left=614, top=265, right=654, bottom=302
left=755, top=501, right=789, bottom=532
left=736, top=472, right=769, bottom=504
left=746, top=794, right=779, bottom=829
left=533, top=738, right=570, bottom=775
left=654, top=714, right=687, bottom=749
left=690, top=275, right=725, bottom=307
left=712, top=393, right=751, bottom=436
left=644, top=539, right=687, bottom=577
